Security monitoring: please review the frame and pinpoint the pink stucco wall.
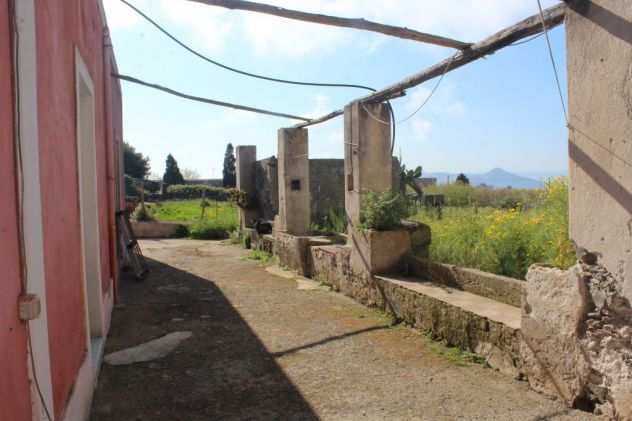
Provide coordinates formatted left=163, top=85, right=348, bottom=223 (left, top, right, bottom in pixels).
left=0, top=1, right=33, bottom=420
left=35, top=0, right=120, bottom=417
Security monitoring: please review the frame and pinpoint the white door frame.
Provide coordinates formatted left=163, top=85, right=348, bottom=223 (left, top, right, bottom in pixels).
left=75, top=49, right=105, bottom=342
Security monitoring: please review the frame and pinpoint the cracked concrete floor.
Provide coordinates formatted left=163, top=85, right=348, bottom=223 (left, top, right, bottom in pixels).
left=90, top=239, right=599, bottom=421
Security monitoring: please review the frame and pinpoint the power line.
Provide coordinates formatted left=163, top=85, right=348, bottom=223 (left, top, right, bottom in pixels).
left=118, top=0, right=376, bottom=93
left=114, top=73, right=313, bottom=121
left=397, top=56, right=453, bottom=124
left=536, top=0, right=568, bottom=123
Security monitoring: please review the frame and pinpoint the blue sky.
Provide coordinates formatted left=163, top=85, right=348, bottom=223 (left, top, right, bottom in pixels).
left=104, top=0, right=567, bottom=180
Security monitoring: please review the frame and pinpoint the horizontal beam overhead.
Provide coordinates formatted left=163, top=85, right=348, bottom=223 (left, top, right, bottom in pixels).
left=114, top=74, right=312, bottom=122
left=187, top=0, right=472, bottom=50
left=295, top=3, right=566, bottom=128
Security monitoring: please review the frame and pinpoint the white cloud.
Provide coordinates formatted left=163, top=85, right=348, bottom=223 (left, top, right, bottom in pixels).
left=207, top=109, right=260, bottom=132
left=160, top=0, right=232, bottom=52
left=305, top=94, right=332, bottom=118
left=411, top=118, right=432, bottom=141
left=103, top=0, right=148, bottom=29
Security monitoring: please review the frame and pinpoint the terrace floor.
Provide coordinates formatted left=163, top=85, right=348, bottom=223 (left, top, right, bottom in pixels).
left=90, top=239, right=596, bottom=421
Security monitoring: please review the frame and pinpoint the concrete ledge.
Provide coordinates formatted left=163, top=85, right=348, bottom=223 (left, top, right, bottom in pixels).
left=376, top=275, right=521, bottom=377
left=408, top=257, right=524, bottom=307
left=131, top=221, right=186, bottom=239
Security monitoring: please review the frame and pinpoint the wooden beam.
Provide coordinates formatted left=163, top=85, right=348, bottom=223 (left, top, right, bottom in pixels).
left=113, top=74, right=312, bottom=122
left=358, top=3, right=566, bottom=104
left=187, top=0, right=471, bottom=50
left=295, top=3, right=566, bottom=129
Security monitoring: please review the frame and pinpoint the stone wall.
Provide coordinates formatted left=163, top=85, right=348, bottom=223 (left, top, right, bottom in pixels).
left=253, top=157, right=401, bottom=227
left=310, top=159, right=345, bottom=225
left=255, top=157, right=278, bottom=221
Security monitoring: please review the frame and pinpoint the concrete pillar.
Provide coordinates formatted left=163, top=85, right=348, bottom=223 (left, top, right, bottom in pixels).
left=277, top=128, right=310, bottom=235
left=236, top=145, right=257, bottom=229
left=566, top=0, right=632, bottom=299
left=344, top=101, right=392, bottom=226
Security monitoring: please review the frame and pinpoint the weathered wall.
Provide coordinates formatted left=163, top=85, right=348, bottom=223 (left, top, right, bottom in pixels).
left=0, top=1, right=33, bottom=419
left=254, top=158, right=349, bottom=226
left=566, top=0, right=632, bottom=299
left=310, top=159, right=345, bottom=224
left=255, top=157, right=279, bottom=220
left=36, top=0, right=120, bottom=416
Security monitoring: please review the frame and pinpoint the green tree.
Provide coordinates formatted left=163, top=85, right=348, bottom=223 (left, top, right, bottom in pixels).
left=400, top=165, right=423, bottom=199
left=123, top=142, right=150, bottom=179
left=163, top=154, right=185, bottom=185
left=222, top=143, right=236, bottom=187
left=456, top=173, right=470, bottom=185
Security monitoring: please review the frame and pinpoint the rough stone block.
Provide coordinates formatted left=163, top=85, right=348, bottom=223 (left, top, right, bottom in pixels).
left=521, top=263, right=632, bottom=418
left=274, top=232, right=311, bottom=276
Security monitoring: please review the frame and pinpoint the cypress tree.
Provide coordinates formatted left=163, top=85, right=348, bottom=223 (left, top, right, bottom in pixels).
left=163, top=154, right=185, bottom=185
left=222, top=143, right=236, bottom=188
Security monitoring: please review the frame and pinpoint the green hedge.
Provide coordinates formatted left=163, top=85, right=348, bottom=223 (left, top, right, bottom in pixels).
left=165, top=184, right=231, bottom=201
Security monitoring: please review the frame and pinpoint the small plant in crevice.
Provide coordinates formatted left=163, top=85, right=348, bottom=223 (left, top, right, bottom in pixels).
left=426, top=338, right=486, bottom=367
left=245, top=249, right=273, bottom=266
left=359, top=191, right=410, bottom=231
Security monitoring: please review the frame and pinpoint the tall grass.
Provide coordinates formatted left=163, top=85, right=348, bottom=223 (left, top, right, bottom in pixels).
left=414, top=178, right=575, bottom=279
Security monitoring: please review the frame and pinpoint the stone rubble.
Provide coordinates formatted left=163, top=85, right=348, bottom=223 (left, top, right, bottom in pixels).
left=522, top=261, right=632, bottom=420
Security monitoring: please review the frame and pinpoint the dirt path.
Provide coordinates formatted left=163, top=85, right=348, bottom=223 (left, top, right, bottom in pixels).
left=91, top=239, right=597, bottom=421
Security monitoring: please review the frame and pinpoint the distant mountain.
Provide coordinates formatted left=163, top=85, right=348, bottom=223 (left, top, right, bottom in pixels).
left=425, top=168, right=544, bottom=189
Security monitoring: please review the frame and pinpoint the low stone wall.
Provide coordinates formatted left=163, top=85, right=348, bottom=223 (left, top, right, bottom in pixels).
left=408, top=258, right=523, bottom=307
left=131, top=221, right=186, bottom=239
left=310, top=245, right=521, bottom=376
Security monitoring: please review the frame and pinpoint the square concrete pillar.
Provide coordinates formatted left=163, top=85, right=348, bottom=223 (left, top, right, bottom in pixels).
left=566, top=0, right=632, bottom=299
left=277, top=128, right=310, bottom=235
left=344, top=101, right=392, bottom=226
left=236, top=145, right=257, bottom=229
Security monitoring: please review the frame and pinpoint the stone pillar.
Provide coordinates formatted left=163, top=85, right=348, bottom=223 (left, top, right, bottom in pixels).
left=344, top=101, right=392, bottom=226
left=236, top=145, right=257, bottom=229
left=566, top=0, right=632, bottom=299
left=276, top=128, right=310, bottom=235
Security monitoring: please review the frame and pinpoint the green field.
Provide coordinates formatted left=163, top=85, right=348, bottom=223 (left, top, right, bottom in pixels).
left=413, top=178, right=575, bottom=280
left=145, top=200, right=238, bottom=239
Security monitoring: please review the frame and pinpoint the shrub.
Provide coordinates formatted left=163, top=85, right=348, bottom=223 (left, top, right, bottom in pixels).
left=413, top=177, right=575, bottom=279
left=228, top=188, right=255, bottom=209
left=311, top=207, right=347, bottom=234
left=189, top=219, right=237, bottom=240
left=165, top=184, right=230, bottom=201
left=360, top=191, right=409, bottom=231
left=132, top=203, right=154, bottom=222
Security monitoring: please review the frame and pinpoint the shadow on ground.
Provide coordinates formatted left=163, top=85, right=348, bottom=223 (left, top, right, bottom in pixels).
left=90, top=257, right=318, bottom=421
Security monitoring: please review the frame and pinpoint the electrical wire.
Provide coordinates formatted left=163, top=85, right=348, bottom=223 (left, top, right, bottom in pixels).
left=397, top=56, right=453, bottom=124
left=10, top=0, right=53, bottom=419
left=536, top=0, right=568, bottom=123
left=118, top=0, right=376, bottom=92
left=508, top=31, right=544, bottom=47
